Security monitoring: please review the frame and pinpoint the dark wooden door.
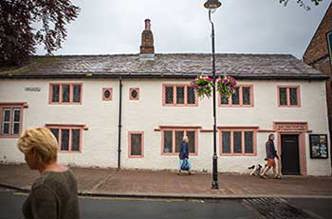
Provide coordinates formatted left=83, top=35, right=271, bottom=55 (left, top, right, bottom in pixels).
left=281, top=134, right=300, bottom=175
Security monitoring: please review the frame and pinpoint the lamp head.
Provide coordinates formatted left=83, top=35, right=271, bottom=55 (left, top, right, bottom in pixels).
left=204, top=0, right=222, bottom=10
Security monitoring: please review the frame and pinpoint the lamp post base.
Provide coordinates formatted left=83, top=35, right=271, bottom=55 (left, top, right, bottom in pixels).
left=211, top=154, right=219, bottom=189
left=211, top=180, right=219, bottom=189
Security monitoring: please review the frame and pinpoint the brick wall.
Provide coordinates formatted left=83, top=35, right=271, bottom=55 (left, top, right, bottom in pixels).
left=303, top=3, right=332, bottom=158
left=303, top=3, right=332, bottom=70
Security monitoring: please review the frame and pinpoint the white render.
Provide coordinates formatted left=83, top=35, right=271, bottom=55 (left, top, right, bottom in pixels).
left=0, top=78, right=331, bottom=176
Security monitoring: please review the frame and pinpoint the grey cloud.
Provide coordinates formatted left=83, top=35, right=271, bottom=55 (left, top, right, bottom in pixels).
left=35, top=0, right=331, bottom=59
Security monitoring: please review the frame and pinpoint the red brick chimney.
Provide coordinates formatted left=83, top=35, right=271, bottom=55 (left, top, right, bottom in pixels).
left=140, top=19, right=154, bottom=58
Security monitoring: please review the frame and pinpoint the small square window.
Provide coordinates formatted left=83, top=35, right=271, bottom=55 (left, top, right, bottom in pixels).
left=103, top=88, right=112, bottom=101
left=129, top=132, right=143, bottom=157
left=129, top=88, right=139, bottom=100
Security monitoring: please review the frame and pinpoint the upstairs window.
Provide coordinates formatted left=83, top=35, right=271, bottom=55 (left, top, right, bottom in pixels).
left=0, top=104, right=24, bottom=137
left=50, top=83, right=82, bottom=104
left=220, top=85, right=253, bottom=107
left=102, top=88, right=113, bottom=101
left=163, top=84, right=197, bottom=106
left=278, top=86, right=300, bottom=107
left=129, top=88, right=140, bottom=100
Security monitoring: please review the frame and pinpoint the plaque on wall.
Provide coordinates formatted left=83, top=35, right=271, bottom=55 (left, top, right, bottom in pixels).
left=309, top=134, right=328, bottom=159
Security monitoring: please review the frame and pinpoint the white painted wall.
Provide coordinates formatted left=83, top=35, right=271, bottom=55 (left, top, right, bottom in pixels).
left=0, top=79, right=330, bottom=176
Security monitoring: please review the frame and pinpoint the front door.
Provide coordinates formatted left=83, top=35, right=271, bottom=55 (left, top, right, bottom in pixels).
left=281, top=134, right=300, bottom=175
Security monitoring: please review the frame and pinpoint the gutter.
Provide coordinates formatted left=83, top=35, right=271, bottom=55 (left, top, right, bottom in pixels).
left=0, top=74, right=329, bottom=80
left=117, top=77, right=123, bottom=170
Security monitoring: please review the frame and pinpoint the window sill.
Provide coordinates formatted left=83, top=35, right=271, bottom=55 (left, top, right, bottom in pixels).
left=0, top=135, right=20, bottom=139
left=220, top=153, right=257, bottom=156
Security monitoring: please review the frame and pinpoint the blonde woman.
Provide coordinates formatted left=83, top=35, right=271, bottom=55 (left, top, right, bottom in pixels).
left=178, top=135, right=192, bottom=175
left=17, top=127, right=79, bottom=219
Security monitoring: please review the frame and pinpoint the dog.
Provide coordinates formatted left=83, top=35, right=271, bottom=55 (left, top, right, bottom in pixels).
left=248, top=164, right=264, bottom=176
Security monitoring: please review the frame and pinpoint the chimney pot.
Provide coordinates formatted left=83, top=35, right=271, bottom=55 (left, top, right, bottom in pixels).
left=140, top=18, right=154, bottom=58
left=145, top=19, right=151, bottom=30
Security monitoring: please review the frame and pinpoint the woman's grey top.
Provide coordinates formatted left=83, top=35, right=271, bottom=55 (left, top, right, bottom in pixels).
left=23, top=169, right=80, bottom=219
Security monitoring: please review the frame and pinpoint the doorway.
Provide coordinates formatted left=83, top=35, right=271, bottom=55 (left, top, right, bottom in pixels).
left=281, top=134, right=300, bottom=175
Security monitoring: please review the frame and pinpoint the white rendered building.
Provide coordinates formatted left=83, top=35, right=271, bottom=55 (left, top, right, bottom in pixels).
left=0, top=20, right=331, bottom=176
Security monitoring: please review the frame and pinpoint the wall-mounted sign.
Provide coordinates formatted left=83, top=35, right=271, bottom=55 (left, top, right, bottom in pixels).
left=25, top=87, right=41, bottom=92
left=309, top=134, right=328, bottom=159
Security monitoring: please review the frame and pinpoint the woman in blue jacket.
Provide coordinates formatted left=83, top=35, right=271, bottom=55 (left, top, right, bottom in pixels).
left=178, top=136, right=191, bottom=174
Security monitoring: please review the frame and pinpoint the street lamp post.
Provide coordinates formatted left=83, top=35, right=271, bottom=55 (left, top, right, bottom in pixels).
left=204, top=0, right=222, bottom=190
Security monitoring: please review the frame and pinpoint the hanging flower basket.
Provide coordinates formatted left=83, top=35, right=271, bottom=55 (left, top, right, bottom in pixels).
left=216, top=75, right=237, bottom=98
left=192, top=74, right=237, bottom=98
left=191, top=75, right=213, bottom=98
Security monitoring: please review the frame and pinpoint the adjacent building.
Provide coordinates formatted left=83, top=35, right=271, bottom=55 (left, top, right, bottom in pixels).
left=303, top=2, right=332, bottom=162
left=0, top=19, right=331, bottom=176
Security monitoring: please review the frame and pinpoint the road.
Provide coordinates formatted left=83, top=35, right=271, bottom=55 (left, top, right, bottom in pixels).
left=0, top=189, right=331, bottom=219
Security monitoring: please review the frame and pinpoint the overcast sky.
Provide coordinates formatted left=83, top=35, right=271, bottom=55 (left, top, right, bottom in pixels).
left=36, top=0, right=331, bottom=59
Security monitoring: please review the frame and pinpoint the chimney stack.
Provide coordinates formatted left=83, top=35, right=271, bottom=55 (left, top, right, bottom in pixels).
left=140, top=19, right=154, bottom=60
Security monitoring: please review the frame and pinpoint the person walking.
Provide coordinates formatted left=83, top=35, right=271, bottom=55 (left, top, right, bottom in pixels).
left=17, top=127, right=80, bottom=219
left=260, top=133, right=281, bottom=179
left=178, top=135, right=191, bottom=175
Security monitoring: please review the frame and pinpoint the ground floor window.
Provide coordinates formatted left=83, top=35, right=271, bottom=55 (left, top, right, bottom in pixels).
left=220, top=128, right=256, bottom=155
left=128, top=131, right=144, bottom=158
left=46, top=125, right=83, bottom=152
left=0, top=103, right=25, bottom=137
left=161, top=128, right=198, bottom=155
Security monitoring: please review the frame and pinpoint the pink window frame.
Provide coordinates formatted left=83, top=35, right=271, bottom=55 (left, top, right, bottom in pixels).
left=128, top=131, right=144, bottom=158
left=49, top=83, right=83, bottom=104
left=162, top=84, right=198, bottom=106
left=277, top=85, right=301, bottom=107
left=45, top=124, right=84, bottom=153
left=219, top=84, right=254, bottom=107
left=129, top=88, right=140, bottom=100
left=160, top=128, right=199, bottom=156
left=219, top=127, right=257, bottom=156
left=0, top=103, right=25, bottom=138
left=102, top=88, right=113, bottom=101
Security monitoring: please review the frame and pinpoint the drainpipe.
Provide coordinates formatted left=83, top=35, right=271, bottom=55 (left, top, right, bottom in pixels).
left=117, top=77, right=123, bottom=170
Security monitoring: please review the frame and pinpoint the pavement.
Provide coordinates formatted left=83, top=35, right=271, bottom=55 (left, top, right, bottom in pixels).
left=0, top=164, right=332, bottom=199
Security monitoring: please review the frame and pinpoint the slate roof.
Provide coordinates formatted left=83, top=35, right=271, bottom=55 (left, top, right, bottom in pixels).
left=0, top=53, right=327, bottom=80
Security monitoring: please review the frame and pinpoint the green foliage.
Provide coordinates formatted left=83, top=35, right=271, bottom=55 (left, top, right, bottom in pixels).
left=279, top=0, right=323, bottom=11
left=0, top=0, right=79, bottom=66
